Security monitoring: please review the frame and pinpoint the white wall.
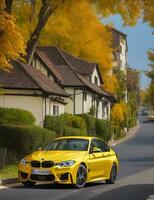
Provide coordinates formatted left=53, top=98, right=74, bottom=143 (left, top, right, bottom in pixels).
left=0, top=92, right=65, bottom=127
left=32, top=58, right=48, bottom=76
left=64, top=88, right=74, bottom=114
left=91, top=67, right=101, bottom=86
left=83, top=92, right=92, bottom=114
left=119, top=37, right=127, bottom=72
left=0, top=94, right=44, bottom=126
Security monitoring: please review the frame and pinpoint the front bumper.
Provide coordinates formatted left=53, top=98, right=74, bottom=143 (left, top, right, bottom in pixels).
left=18, top=163, right=78, bottom=184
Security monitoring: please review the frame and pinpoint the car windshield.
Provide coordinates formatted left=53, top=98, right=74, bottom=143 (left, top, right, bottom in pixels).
left=46, top=139, right=89, bottom=151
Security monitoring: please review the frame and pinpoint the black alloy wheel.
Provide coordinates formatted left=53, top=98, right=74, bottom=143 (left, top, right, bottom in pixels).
left=75, top=164, right=87, bottom=188
left=105, top=163, right=117, bottom=184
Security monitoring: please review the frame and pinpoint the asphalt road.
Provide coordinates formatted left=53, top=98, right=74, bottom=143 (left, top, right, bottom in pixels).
left=0, top=115, right=154, bottom=200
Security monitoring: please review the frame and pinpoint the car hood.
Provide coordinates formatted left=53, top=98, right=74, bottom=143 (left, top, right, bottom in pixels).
left=25, top=150, right=87, bottom=163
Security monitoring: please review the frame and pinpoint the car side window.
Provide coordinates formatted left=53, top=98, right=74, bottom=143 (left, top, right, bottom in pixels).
left=90, top=139, right=110, bottom=153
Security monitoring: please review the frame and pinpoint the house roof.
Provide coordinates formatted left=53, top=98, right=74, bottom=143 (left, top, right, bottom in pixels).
left=36, top=46, right=103, bottom=84
left=108, top=27, right=128, bottom=52
left=0, top=61, right=69, bottom=97
left=35, top=46, right=115, bottom=100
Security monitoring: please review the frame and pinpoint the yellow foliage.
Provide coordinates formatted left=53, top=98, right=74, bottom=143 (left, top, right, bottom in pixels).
left=111, top=103, right=125, bottom=124
left=40, top=1, right=113, bottom=71
left=0, top=0, right=25, bottom=71
left=102, top=73, right=118, bottom=94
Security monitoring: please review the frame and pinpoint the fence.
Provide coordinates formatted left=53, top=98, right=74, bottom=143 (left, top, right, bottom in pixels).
left=0, top=148, right=16, bottom=170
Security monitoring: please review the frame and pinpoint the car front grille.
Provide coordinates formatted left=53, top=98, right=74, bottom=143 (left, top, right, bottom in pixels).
left=30, top=174, right=55, bottom=181
left=42, top=161, right=54, bottom=168
left=31, top=160, right=54, bottom=168
left=31, top=161, right=40, bottom=168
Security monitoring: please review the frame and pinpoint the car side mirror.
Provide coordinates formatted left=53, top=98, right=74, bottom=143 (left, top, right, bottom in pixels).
left=92, top=147, right=101, bottom=153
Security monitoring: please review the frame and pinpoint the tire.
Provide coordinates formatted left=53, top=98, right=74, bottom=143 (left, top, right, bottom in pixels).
left=105, top=164, right=117, bottom=184
left=22, top=180, right=36, bottom=187
left=75, top=164, right=87, bottom=188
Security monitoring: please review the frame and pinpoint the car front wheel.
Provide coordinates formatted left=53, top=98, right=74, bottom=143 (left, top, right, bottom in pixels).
left=105, top=163, right=117, bottom=184
left=75, top=164, right=87, bottom=188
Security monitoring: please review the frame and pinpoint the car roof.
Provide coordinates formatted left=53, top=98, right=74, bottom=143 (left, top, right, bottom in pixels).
left=55, top=136, right=95, bottom=140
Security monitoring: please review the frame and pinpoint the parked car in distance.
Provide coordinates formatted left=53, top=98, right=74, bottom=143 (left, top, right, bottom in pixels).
left=147, top=111, right=154, bottom=121
left=18, top=136, right=119, bottom=188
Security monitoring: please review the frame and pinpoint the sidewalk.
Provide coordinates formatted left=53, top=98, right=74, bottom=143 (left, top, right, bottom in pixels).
left=109, top=122, right=140, bottom=147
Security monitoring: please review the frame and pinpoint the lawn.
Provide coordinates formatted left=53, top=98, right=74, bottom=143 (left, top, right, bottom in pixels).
left=0, top=164, right=18, bottom=179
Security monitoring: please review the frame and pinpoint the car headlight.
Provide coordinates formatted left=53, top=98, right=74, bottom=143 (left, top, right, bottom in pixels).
left=20, top=159, right=27, bottom=166
left=56, top=160, right=76, bottom=167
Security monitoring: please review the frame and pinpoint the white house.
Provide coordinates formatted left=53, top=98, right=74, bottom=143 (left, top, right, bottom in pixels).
left=0, top=47, right=116, bottom=126
left=32, top=46, right=116, bottom=119
left=0, top=61, right=69, bottom=126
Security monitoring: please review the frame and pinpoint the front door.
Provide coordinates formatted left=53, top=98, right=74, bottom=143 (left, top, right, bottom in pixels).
left=87, top=139, right=111, bottom=180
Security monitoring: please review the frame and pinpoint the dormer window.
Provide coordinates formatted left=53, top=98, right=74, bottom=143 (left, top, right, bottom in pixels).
left=94, top=76, right=98, bottom=85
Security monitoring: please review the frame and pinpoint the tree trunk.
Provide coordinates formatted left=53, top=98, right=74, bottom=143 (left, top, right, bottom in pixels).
left=26, top=0, right=54, bottom=64
left=5, top=0, right=13, bottom=14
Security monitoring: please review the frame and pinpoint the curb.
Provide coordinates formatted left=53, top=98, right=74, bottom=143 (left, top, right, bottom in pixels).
left=109, top=122, right=140, bottom=147
left=0, top=178, right=19, bottom=186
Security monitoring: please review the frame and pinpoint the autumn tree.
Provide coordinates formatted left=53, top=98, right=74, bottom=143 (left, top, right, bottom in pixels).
left=145, top=50, right=154, bottom=108
left=2, top=0, right=154, bottom=93
left=0, top=0, right=25, bottom=71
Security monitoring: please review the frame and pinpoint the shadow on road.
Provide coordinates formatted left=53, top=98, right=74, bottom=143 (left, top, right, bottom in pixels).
left=89, top=184, right=154, bottom=200
left=9, top=181, right=106, bottom=190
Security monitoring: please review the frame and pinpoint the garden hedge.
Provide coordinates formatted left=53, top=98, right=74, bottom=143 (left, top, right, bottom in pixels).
left=0, top=124, right=56, bottom=159
left=45, top=115, right=67, bottom=136
left=78, top=114, right=96, bottom=136
left=95, top=119, right=113, bottom=142
left=63, top=127, right=87, bottom=136
left=0, top=107, right=36, bottom=125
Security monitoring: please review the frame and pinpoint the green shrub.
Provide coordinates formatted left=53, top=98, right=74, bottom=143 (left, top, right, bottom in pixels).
left=0, top=124, right=56, bottom=159
left=78, top=114, right=96, bottom=136
left=0, top=107, right=35, bottom=125
left=95, top=119, right=113, bottom=142
left=113, top=125, right=125, bottom=139
left=63, top=113, right=87, bottom=130
left=45, top=115, right=67, bottom=136
left=63, top=127, right=87, bottom=136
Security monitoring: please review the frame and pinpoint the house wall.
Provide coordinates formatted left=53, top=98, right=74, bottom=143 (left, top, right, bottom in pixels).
left=0, top=90, right=65, bottom=127
left=64, top=87, right=108, bottom=119
left=119, top=37, right=127, bottom=73
left=91, top=67, right=101, bottom=86
left=83, top=91, right=92, bottom=114
left=0, top=94, right=44, bottom=126
left=43, top=98, right=65, bottom=116
left=32, top=58, right=48, bottom=76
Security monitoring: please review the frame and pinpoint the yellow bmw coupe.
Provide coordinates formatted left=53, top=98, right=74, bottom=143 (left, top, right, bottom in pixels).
left=18, top=136, right=119, bottom=188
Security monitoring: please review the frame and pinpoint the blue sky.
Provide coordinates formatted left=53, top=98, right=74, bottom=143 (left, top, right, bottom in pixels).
left=102, top=15, right=154, bottom=89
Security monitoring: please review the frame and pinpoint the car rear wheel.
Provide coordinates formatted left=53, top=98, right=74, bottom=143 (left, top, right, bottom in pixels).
left=105, top=163, right=117, bottom=184
left=75, top=164, right=87, bottom=188
left=22, top=180, right=36, bottom=187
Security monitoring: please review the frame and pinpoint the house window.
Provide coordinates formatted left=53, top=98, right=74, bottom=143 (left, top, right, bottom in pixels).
left=83, top=92, right=87, bottom=101
left=53, top=105, right=59, bottom=116
left=94, top=76, right=98, bottom=85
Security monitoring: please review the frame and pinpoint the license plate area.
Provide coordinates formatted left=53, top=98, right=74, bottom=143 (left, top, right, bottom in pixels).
left=31, top=169, right=50, bottom=175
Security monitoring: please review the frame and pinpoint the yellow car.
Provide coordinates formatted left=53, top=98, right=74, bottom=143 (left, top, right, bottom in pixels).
left=18, top=136, right=119, bottom=188
left=148, top=111, right=154, bottom=121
